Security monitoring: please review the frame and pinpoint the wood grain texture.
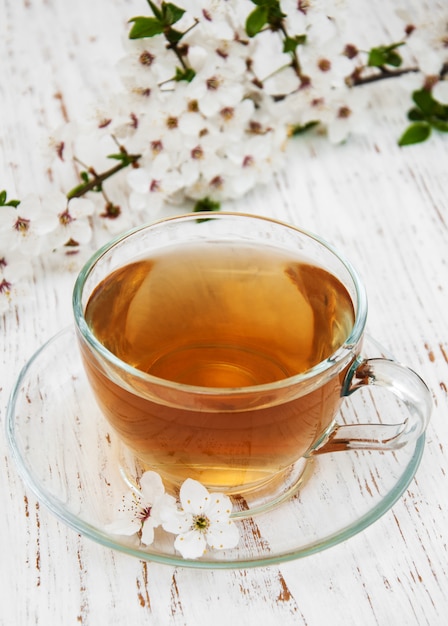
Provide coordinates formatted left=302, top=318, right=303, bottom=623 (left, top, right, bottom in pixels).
left=1, top=1, right=448, bottom=624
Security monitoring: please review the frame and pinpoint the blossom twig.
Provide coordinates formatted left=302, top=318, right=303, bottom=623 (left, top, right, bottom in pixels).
left=66, top=152, right=141, bottom=199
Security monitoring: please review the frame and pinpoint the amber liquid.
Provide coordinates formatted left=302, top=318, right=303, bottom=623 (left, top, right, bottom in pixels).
left=82, top=241, right=355, bottom=490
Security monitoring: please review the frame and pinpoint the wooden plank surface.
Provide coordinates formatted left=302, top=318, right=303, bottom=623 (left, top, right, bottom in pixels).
left=1, top=1, right=447, bottom=624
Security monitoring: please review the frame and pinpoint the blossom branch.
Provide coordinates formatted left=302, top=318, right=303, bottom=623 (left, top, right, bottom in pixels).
left=66, top=152, right=141, bottom=200
left=349, top=66, right=420, bottom=87
left=2, top=0, right=448, bottom=313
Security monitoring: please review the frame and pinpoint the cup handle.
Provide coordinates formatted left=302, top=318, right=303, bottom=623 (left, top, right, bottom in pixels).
left=312, top=357, right=432, bottom=455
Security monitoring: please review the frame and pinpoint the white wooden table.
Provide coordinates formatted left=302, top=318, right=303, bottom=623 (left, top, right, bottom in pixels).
left=1, top=1, right=447, bottom=624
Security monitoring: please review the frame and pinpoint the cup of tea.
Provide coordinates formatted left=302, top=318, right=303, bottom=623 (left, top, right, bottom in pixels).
left=73, top=212, right=431, bottom=511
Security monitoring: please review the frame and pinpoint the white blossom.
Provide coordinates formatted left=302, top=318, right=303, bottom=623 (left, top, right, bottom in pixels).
left=186, top=56, right=246, bottom=117
left=161, top=478, right=239, bottom=559
left=0, top=194, right=59, bottom=256
left=317, top=88, right=371, bottom=144
left=117, top=35, right=176, bottom=92
left=106, top=471, right=175, bottom=546
left=43, top=192, right=94, bottom=250
left=0, top=253, right=32, bottom=314
left=400, top=16, right=448, bottom=76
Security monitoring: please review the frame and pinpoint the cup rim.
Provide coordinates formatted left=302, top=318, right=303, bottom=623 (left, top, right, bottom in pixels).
left=73, top=212, right=368, bottom=396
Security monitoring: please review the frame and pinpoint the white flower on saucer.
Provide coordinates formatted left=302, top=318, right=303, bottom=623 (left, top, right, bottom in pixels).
left=161, top=478, right=240, bottom=559
left=106, top=471, right=174, bottom=546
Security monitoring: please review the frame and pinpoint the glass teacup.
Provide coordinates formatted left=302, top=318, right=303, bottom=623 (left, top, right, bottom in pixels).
left=73, top=213, right=432, bottom=513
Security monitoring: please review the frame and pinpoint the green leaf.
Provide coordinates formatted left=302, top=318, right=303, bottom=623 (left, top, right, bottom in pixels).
left=412, top=89, right=436, bottom=116
left=429, top=118, right=448, bottom=132
left=161, top=2, right=186, bottom=26
left=398, top=122, right=431, bottom=146
left=290, top=120, right=319, bottom=136
left=0, top=189, right=20, bottom=207
left=368, top=42, right=404, bottom=68
left=246, top=6, right=269, bottom=37
left=193, top=197, right=221, bottom=213
left=128, top=16, right=164, bottom=39
left=147, top=1, right=163, bottom=20
left=107, top=153, right=126, bottom=161
left=367, top=48, right=385, bottom=67
left=81, top=171, right=89, bottom=183
left=385, top=50, right=403, bottom=67
left=174, top=67, right=196, bottom=82
left=107, top=152, right=136, bottom=165
left=283, top=34, right=306, bottom=54
left=412, top=88, right=448, bottom=120
left=165, top=27, right=184, bottom=45
left=407, top=107, right=425, bottom=122
left=66, top=183, right=86, bottom=199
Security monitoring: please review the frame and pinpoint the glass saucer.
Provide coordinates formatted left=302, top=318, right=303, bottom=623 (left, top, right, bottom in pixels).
left=6, top=326, right=425, bottom=569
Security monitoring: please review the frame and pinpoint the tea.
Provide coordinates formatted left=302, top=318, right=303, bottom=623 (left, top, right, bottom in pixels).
left=82, top=240, right=355, bottom=489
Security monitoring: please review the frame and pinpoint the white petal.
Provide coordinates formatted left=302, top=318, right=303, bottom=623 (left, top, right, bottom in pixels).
left=160, top=509, right=192, bottom=535
left=433, top=80, right=448, bottom=104
left=0, top=206, right=17, bottom=230
left=140, top=521, right=156, bottom=546
left=129, top=191, right=148, bottom=211
left=69, top=197, right=94, bottom=218
left=69, top=220, right=93, bottom=244
left=127, top=168, right=151, bottom=193
left=179, top=478, right=210, bottom=513
left=180, top=160, right=200, bottom=186
left=14, top=194, right=42, bottom=219
left=198, top=93, right=222, bottom=117
left=139, top=471, right=165, bottom=502
left=206, top=520, right=240, bottom=550
left=178, top=113, right=203, bottom=136
left=151, top=153, right=172, bottom=178
left=203, top=492, right=233, bottom=522
left=0, top=257, right=32, bottom=281
left=174, top=530, right=207, bottom=559
left=187, top=45, right=208, bottom=71
left=41, top=190, right=66, bottom=213
left=105, top=517, right=140, bottom=537
left=12, top=232, right=43, bottom=256
left=34, top=214, right=59, bottom=235
left=151, top=492, right=177, bottom=526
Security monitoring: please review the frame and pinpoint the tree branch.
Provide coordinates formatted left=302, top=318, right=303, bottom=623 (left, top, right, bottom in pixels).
left=66, top=154, right=141, bottom=199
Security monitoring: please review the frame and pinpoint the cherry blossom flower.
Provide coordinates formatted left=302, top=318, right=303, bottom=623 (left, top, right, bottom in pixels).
left=106, top=472, right=239, bottom=559
left=117, top=35, right=176, bottom=92
left=0, top=254, right=32, bottom=314
left=184, top=42, right=247, bottom=117
left=251, top=30, right=300, bottom=96
left=400, top=15, right=448, bottom=76
left=280, top=0, right=309, bottom=34
left=45, top=121, right=78, bottom=164
left=317, top=88, right=371, bottom=144
left=180, top=0, right=237, bottom=41
left=0, top=194, right=59, bottom=256
left=160, top=478, right=240, bottom=559
left=43, top=192, right=94, bottom=251
left=106, top=471, right=175, bottom=546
